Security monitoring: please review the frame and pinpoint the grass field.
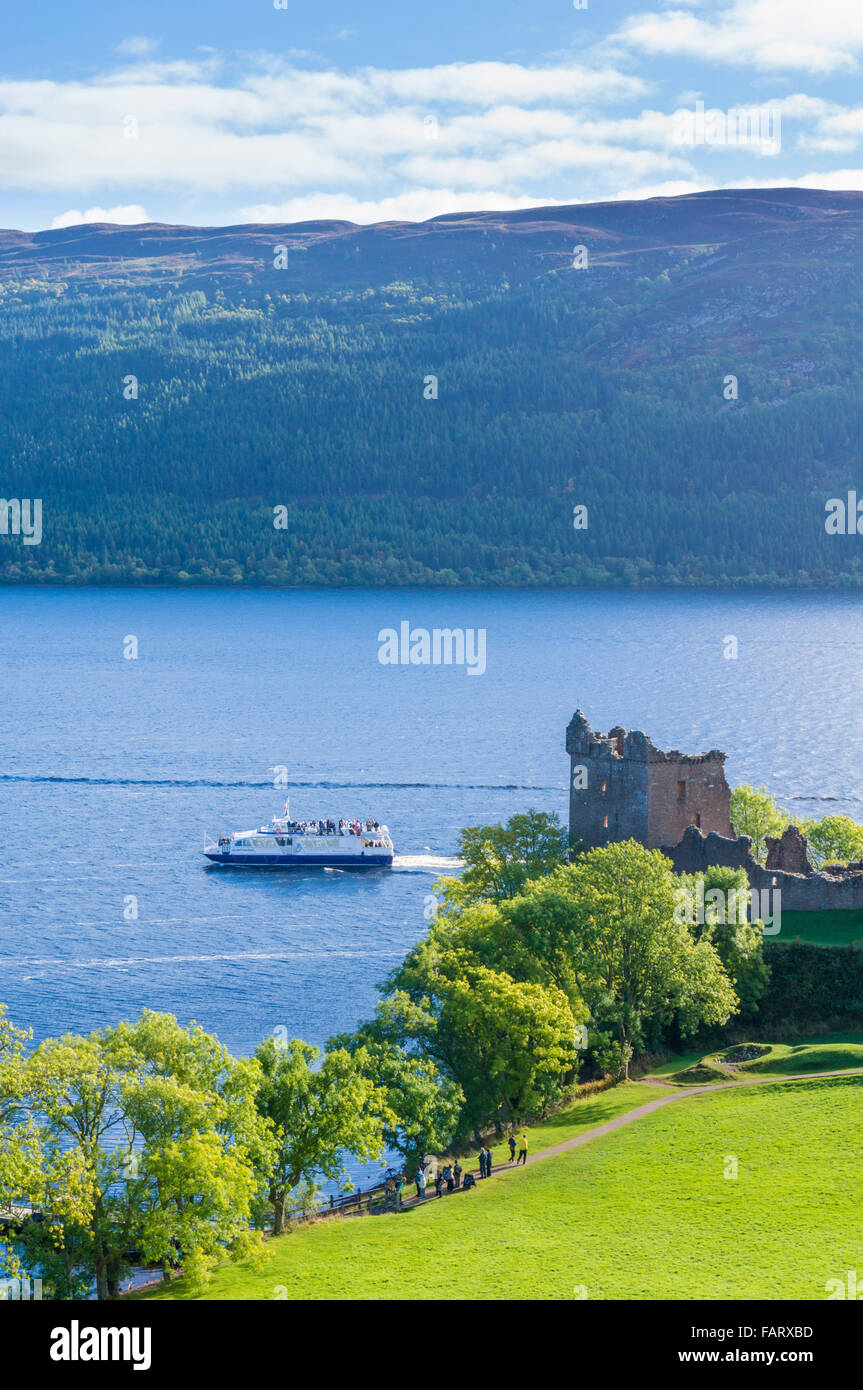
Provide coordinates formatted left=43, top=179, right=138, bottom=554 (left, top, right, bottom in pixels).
left=140, top=1073, right=863, bottom=1301
left=776, top=908, right=863, bottom=945
left=444, top=1080, right=677, bottom=1170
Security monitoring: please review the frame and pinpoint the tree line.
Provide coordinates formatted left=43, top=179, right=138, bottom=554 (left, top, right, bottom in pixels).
left=4, top=259, right=863, bottom=588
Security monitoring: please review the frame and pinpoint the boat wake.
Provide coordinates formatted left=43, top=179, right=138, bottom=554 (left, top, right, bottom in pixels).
left=15, top=947, right=402, bottom=973
left=392, top=854, right=463, bottom=871
left=0, top=774, right=558, bottom=792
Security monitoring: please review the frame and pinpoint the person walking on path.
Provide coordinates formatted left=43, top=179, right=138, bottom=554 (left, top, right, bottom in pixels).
left=415, top=1167, right=426, bottom=1202
left=443, top=1163, right=454, bottom=1193
left=434, top=1169, right=444, bottom=1198
left=517, top=1132, right=528, bottom=1166
left=484, top=1146, right=493, bottom=1177
left=508, top=1133, right=517, bottom=1163
left=478, top=1148, right=487, bottom=1179
left=453, top=1160, right=463, bottom=1189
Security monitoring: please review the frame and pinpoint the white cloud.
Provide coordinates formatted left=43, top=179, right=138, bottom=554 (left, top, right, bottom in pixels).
left=0, top=56, right=658, bottom=206
left=116, top=36, right=159, bottom=58
left=238, top=190, right=557, bottom=225
left=617, top=0, right=863, bottom=74
left=616, top=169, right=863, bottom=201
left=612, top=177, right=710, bottom=200
left=1, top=44, right=861, bottom=228
left=51, top=204, right=150, bottom=228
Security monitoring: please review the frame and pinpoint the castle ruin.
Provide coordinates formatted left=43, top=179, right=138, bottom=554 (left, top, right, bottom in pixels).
left=566, top=709, right=733, bottom=852
left=567, top=709, right=863, bottom=912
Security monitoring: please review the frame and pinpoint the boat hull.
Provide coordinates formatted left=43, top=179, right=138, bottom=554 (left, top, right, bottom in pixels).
left=204, top=851, right=393, bottom=868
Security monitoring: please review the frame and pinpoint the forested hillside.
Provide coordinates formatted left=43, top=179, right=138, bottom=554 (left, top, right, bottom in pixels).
left=3, top=187, right=863, bottom=588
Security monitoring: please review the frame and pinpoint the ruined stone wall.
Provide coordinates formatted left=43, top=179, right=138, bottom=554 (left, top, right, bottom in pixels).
left=663, top=825, right=863, bottom=911
left=646, top=751, right=734, bottom=850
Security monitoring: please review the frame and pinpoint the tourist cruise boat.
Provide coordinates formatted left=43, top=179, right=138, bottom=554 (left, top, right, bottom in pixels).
left=203, top=807, right=394, bottom=868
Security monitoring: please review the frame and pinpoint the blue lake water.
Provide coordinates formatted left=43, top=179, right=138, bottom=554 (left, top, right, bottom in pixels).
left=2, top=584, right=863, bottom=1176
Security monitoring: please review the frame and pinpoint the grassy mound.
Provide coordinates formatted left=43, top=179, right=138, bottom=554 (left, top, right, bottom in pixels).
left=729, top=1037, right=863, bottom=1075
left=665, top=1060, right=730, bottom=1085
left=138, top=1074, right=863, bottom=1301
left=649, top=1031, right=863, bottom=1085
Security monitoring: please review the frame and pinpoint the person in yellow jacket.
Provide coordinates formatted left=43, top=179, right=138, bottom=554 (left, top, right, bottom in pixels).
left=517, top=1132, right=528, bottom=1166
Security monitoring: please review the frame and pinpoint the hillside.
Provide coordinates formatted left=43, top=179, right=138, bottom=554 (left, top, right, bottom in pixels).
left=4, top=187, right=863, bottom=588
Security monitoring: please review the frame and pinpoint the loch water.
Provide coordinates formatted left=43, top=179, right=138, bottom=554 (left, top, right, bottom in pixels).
left=2, top=585, right=862, bottom=1060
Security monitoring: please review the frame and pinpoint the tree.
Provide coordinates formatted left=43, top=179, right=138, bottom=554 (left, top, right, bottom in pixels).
left=9, top=1011, right=273, bottom=1299
left=501, top=882, right=601, bottom=1007
left=328, top=1028, right=463, bottom=1176
left=795, top=814, right=863, bottom=869
left=676, top=866, right=770, bottom=1019
left=375, top=956, right=583, bottom=1139
left=729, top=784, right=788, bottom=861
left=0, top=1006, right=95, bottom=1295
left=436, top=810, right=569, bottom=909
left=253, top=1038, right=391, bottom=1234
left=528, top=842, right=738, bottom=1074
left=113, top=1012, right=274, bottom=1292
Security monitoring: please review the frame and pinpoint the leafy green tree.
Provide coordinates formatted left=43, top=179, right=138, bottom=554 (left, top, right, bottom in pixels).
left=386, top=901, right=530, bottom=997
left=113, top=1012, right=273, bottom=1291
left=796, top=814, right=863, bottom=869
left=437, top=810, right=569, bottom=909
left=525, top=843, right=737, bottom=1074
left=501, top=882, right=602, bottom=1007
left=328, top=1028, right=463, bottom=1176
left=729, top=784, right=788, bottom=861
left=253, top=1037, right=391, bottom=1234
left=0, top=1006, right=96, bottom=1294
left=375, top=957, right=583, bottom=1139
left=675, top=866, right=769, bottom=1020
left=10, top=1011, right=273, bottom=1299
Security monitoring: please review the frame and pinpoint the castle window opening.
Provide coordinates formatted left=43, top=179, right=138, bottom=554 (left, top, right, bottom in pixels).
left=601, top=779, right=607, bottom=794
left=677, top=780, right=686, bottom=798
left=603, top=814, right=609, bottom=829
left=694, top=812, right=701, bottom=828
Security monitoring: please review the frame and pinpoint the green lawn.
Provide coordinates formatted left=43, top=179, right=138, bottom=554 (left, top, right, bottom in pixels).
left=139, top=1074, right=863, bottom=1301
left=445, top=1080, right=677, bottom=1170
left=775, top=907, right=863, bottom=945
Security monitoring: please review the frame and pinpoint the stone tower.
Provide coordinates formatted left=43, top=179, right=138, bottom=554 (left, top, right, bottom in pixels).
left=566, top=710, right=733, bottom=851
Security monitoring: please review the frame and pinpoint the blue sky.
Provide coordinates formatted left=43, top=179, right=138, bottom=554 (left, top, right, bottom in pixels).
left=4, top=0, right=863, bottom=230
